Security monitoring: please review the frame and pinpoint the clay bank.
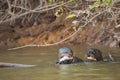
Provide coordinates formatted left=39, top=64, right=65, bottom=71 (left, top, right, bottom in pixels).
left=0, top=0, right=120, bottom=48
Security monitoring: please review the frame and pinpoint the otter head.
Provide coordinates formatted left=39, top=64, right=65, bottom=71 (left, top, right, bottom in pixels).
left=58, top=47, right=73, bottom=64
left=86, top=48, right=103, bottom=61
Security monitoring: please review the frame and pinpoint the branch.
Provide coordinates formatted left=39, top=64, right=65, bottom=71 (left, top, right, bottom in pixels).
left=0, top=62, right=36, bottom=68
left=8, top=10, right=107, bottom=50
left=0, top=1, right=71, bottom=24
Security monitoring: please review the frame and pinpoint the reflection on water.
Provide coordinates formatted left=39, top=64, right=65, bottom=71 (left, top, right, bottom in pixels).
left=59, top=65, right=71, bottom=75
left=0, top=45, right=120, bottom=80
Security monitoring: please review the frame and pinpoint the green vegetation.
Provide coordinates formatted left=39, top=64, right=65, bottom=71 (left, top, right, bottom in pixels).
left=89, top=0, right=113, bottom=9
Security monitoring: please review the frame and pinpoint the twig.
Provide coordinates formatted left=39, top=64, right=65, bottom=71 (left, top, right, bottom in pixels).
left=8, top=10, right=107, bottom=50
left=0, top=1, right=71, bottom=24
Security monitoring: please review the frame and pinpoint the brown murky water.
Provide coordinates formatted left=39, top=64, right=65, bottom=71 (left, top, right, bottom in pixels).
left=0, top=45, right=120, bottom=80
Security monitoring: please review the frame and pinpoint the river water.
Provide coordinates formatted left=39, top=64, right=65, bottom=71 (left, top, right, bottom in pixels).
left=0, top=45, right=120, bottom=80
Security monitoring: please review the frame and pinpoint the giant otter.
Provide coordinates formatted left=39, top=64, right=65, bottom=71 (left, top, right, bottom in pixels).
left=86, top=48, right=114, bottom=62
left=56, top=47, right=83, bottom=64
left=56, top=47, right=114, bottom=64
left=86, top=48, right=103, bottom=61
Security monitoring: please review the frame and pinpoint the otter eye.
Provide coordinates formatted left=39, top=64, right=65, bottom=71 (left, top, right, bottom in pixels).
left=68, top=55, right=72, bottom=58
left=87, top=53, right=95, bottom=57
left=60, top=56, right=64, bottom=58
left=87, top=55, right=91, bottom=57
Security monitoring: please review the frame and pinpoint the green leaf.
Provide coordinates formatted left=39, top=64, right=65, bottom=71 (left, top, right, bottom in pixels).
left=89, top=1, right=100, bottom=10
left=48, top=0, right=54, bottom=4
left=66, top=14, right=76, bottom=19
left=93, top=1, right=100, bottom=6
left=102, top=0, right=113, bottom=6
left=89, top=5, right=95, bottom=10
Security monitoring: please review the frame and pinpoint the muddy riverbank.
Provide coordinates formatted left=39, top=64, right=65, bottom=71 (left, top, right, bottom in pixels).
left=0, top=0, right=120, bottom=47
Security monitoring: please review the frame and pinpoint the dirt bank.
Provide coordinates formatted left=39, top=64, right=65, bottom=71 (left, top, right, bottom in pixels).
left=0, top=0, right=120, bottom=47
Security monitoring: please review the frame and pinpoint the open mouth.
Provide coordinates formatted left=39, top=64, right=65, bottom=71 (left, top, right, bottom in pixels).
left=87, top=56, right=96, bottom=61
left=58, top=55, right=73, bottom=64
